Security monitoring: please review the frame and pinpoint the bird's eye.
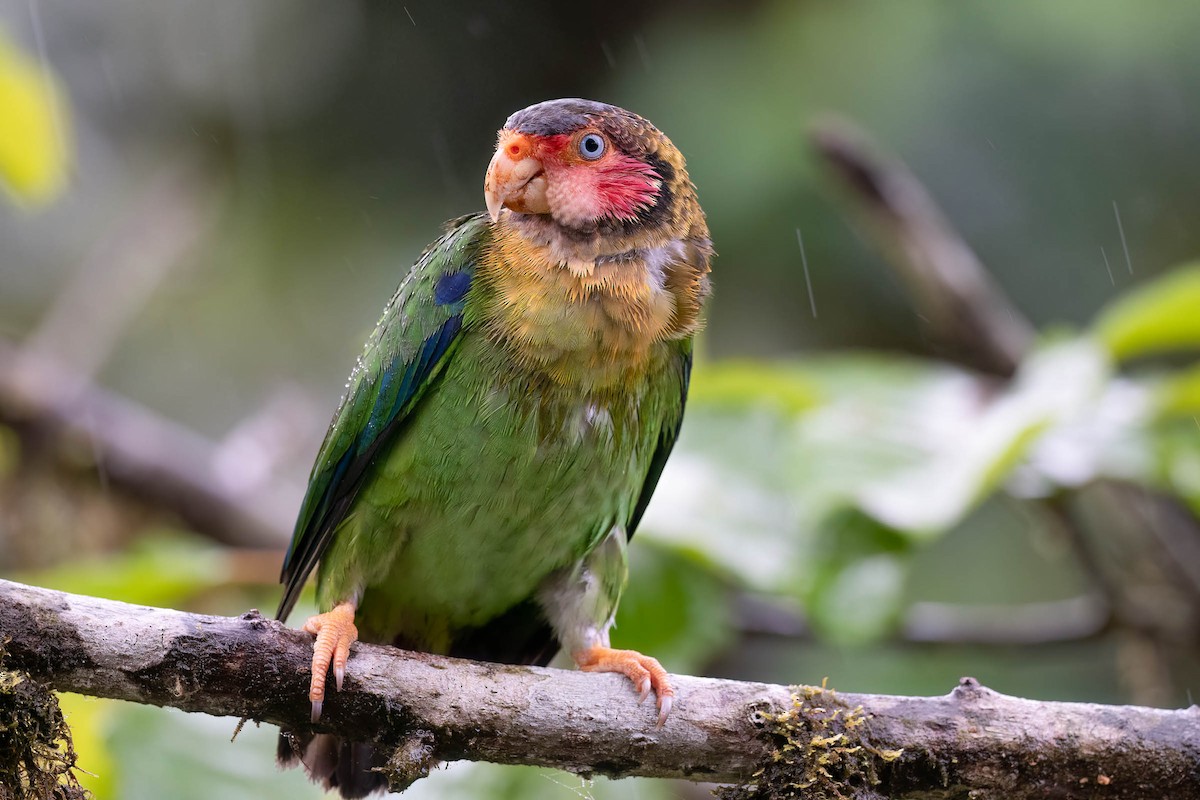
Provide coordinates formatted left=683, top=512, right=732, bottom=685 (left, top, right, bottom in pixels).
left=579, top=133, right=606, bottom=160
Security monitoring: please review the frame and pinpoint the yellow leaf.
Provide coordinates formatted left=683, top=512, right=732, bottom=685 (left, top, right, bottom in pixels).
left=1093, top=264, right=1200, bottom=360
left=1156, top=364, right=1200, bottom=417
left=57, top=693, right=117, bottom=797
left=0, top=28, right=70, bottom=205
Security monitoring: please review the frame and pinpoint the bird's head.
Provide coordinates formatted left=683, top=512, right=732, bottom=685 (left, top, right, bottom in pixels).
left=484, top=99, right=698, bottom=240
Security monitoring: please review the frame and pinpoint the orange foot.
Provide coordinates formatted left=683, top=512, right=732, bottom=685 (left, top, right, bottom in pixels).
left=575, top=645, right=675, bottom=726
left=302, top=602, right=358, bottom=722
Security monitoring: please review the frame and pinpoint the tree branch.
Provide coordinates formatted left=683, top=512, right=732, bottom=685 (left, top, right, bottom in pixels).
left=17, top=156, right=216, bottom=385
left=3, top=580, right=1198, bottom=798
left=810, top=117, right=1034, bottom=377
left=0, top=338, right=295, bottom=548
left=735, top=591, right=1114, bottom=647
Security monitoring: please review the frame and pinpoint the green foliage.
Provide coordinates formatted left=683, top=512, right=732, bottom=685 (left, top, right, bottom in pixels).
left=640, top=264, right=1200, bottom=646
left=1095, top=265, right=1200, bottom=360
left=643, top=353, right=1020, bottom=640
left=1156, top=365, right=1200, bottom=416
left=1149, top=417, right=1200, bottom=518
left=405, top=764, right=673, bottom=800
left=103, top=704, right=318, bottom=800
left=614, top=542, right=734, bottom=672
left=805, top=510, right=909, bottom=644
left=14, top=534, right=233, bottom=609
left=690, top=361, right=823, bottom=415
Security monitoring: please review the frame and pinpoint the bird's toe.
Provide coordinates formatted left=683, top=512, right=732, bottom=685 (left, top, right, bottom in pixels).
left=574, top=645, right=675, bottom=725
left=302, top=602, right=358, bottom=719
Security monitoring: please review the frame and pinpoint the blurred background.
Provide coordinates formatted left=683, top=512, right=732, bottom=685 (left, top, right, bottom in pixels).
left=2, top=1, right=1200, bottom=798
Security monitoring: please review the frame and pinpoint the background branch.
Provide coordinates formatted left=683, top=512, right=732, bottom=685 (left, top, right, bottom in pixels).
left=809, top=117, right=1200, bottom=698
left=734, top=592, right=1113, bottom=647
left=3, top=579, right=1198, bottom=798
left=15, top=157, right=216, bottom=387
left=810, top=117, right=1034, bottom=377
left=0, top=339, right=294, bottom=548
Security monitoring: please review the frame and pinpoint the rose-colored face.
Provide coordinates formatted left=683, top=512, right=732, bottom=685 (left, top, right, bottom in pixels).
left=484, top=126, right=662, bottom=229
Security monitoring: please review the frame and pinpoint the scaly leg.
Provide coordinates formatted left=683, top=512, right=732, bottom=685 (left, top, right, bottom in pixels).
left=302, top=602, right=358, bottom=722
left=574, top=645, right=675, bottom=726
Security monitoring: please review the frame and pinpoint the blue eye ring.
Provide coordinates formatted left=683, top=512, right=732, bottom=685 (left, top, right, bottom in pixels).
left=579, top=133, right=606, bottom=160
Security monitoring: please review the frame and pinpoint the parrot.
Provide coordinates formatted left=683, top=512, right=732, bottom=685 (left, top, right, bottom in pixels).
left=275, top=98, right=712, bottom=797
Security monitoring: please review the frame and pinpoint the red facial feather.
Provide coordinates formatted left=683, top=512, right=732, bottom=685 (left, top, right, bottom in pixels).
left=533, top=134, right=662, bottom=224
left=594, top=153, right=661, bottom=221
left=535, top=134, right=572, bottom=157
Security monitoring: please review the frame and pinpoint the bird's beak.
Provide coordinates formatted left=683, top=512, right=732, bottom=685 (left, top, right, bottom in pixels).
left=484, top=131, right=548, bottom=223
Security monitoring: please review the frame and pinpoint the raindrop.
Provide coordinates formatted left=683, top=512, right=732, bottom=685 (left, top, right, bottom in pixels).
left=600, top=40, right=616, bottom=69
left=634, top=34, right=651, bottom=71
left=1100, top=246, right=1114, bottom=286
left=796, top=228, right=817, bottom=318
left=25, top=0, right=67, bottom=157
left=1112, top=200, right=1133, bottom=274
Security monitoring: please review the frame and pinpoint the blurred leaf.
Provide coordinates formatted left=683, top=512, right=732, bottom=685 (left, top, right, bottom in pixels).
left=648, top=339, right=1144, bottom=639
left=1150, top=417, right=1200, bottom=516
left=690, top=360, right=823, bottom=414
left=614, top=542, right=733, bottom=674
left=106, top=702, right=320, bottom=800
left=405, top=762, right=673, bottom=800
left=0, top=424, right=18, bottom=479
left=644, top=407, right=801, bottom=591
left=57, top=693, right=116, bottom=798
left=0, top=28, right=69, bottom=205
left=1094, top=264, right=1200, bottom=359
left=645, top=354, right=977, bottom=596
left=862, top=339, right=1111, bottom=530
left=1155, top=364, right=1200, bottom=417
left=805, top=508, right=909, bottom=644
left=15, top=533, right=231, bottom=608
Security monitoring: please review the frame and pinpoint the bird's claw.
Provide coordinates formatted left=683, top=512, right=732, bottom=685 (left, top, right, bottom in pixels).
left=302, top=602, right=358, bottom=721
left=575, top=645, right=675, bottom=727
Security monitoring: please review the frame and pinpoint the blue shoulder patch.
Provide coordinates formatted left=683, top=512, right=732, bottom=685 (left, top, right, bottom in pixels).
left=359, top=314, right=463, bottom=459
left=434, top=271, right=472, bottom=306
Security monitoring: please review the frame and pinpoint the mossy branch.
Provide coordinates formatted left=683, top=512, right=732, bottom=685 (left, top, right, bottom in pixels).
left=2, top=579, right=1198, bottom=798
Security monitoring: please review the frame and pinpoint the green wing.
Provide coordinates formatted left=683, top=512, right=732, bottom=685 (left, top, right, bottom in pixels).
left=276, top=215, right=490, bottom=620
left=626, top=343, right=691, bottom=540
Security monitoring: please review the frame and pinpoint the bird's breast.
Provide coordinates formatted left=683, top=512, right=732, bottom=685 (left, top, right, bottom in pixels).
left=477, top=227, right=697, bottom=392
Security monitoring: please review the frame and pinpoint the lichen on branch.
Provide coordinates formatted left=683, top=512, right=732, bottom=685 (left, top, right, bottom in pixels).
left=722, top=680, right=903, bottom=800
left=0, top=643, right=88, bottom=800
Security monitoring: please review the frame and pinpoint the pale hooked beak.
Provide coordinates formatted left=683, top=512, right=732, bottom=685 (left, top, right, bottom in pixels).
left=484, top=132, right=547, bottom=223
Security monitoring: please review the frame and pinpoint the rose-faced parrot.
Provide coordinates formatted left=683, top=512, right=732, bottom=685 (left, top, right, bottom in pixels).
left=275, top=98, right=712, bottom=796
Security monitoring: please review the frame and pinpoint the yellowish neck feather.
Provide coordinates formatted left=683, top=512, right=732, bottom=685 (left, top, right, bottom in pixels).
left=478, top=220, right=707, bottom=391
